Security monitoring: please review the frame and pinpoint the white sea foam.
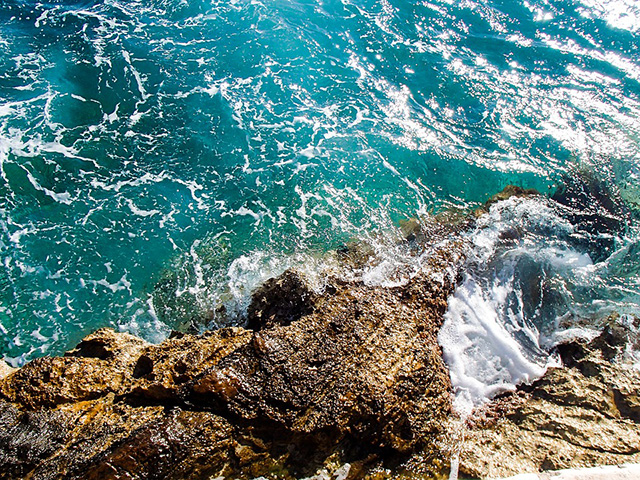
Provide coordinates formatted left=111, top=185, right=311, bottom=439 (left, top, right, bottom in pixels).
left=440, top=275, right=557, bottom=415
left=223, top=249, right=330, bottom=318
left=87, top=274, right=133, bottom=294
left=126, top=199, right=161, bottom=217
left=120, top=297, right=171, bottom=345
left=438, top=196, right=611, bottom=413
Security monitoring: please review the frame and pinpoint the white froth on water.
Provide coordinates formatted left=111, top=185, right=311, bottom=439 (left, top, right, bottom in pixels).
left=438, top=196, right=622, bottom=414
left=440, top=274, right=559, bottom=415
left=119, top=295, right=170, bottom=345
left=150, top=245, right=335, bottom=335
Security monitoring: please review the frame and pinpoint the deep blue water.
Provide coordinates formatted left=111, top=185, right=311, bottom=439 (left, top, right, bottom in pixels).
left=1, top=0, right=640, bottom=378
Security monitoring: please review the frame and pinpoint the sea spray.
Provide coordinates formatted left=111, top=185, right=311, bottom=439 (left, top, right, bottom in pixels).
left=438, top=192, right=639, bottom=410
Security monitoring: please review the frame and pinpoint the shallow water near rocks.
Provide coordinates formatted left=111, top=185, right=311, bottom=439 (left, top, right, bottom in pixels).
left=1, top=0, right=640, bottom=409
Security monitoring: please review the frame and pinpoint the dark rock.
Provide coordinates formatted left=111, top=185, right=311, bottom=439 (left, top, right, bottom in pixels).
left=552, top=170, right=629, bottom=234
left=64, top=409, right=236, bottom=480
left=336, top=240, right=377, bottom=269
left=552, top=170, right=630, bottom=262
left=590, top=323, right=629, bottom=361
left=246, top=270, right=317, bottom=331
left=0, top=241, right=464, bottom=479
left=613, top=389, right=640, bottom=424
left=132, top=354, right=154, bottom=379
left=0, top=402, right=72, bottom=479
left=399, top=215, right=468, bottom=246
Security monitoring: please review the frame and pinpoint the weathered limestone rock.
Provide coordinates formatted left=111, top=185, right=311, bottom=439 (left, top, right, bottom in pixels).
left=459, top=325, right=640, bottom=479
left=191, top=270, right=454, bottom=453
left=0, top=242, right=464, bottom=479
left=0, top=328, right=149, bottom=409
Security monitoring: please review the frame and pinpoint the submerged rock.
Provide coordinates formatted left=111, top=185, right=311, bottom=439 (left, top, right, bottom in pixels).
left=0, top=243, right=464, bottom=479
left=552, top=169, right=630, bottom=234
left=552, top=169, right=631, bottom=262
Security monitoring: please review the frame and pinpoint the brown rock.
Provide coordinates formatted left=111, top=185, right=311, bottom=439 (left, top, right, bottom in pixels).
left=190, top=268, right=455, bottom=453
left=0, top=239, right=465, bottom=479
left=127, top=326, right=252, bottom=403
left=0, top=328, right=149, bottom=409
left=473, top=184, right=540, bottom=217
left=65, top=327, right=150, bottom=360
left=460, top=327, right=640, bottom=479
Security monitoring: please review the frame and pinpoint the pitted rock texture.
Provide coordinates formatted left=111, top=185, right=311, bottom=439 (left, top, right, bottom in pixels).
left=0, top=244, right=464, bottom=480
left=459, top=323, right=640, bottom=479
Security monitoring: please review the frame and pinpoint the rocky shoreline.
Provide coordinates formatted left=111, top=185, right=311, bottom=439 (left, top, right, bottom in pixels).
left=0, top=245, right=464, bottom=480
left=0, top=185, right=638, bottom=479
left=460, top=320, right=640, bottom=479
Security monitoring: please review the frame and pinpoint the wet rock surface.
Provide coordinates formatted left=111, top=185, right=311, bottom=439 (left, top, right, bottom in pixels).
left=479, top=184, right=541, bottom=214
left=460, top=322, right=640, bottom=479
left=2, top=185, right=639, bottom=480
left=0, top=243, right=464, bottom=480
left=246, top=270, right=318, bottom=331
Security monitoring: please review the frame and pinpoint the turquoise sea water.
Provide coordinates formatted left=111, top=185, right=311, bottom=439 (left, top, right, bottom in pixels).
left=1, top=0, right=640, bottom=385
